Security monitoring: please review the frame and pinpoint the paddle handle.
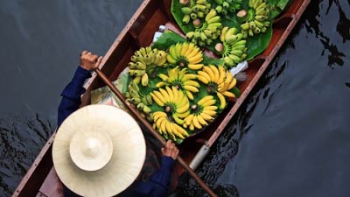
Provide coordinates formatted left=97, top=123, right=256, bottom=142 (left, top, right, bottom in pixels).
left=95, top=69, right=217, bottom=197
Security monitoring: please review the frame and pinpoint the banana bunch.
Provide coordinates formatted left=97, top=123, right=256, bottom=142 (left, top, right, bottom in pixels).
left=184, top=95, right=218, bottom=131
left=239, top=0, right=271, bottom=37
left=167, top=42, right=204, bottom=70
left=185, top=9, right=223, bottom=47
left=197, top=65, right=237, bottom=109
left=214, top=0, right=243, bottom=15
left=129, top=47, right=168, bottom=86
left=150, top=86, right=191, bottom=118
left=152, top=111, right=189, bottom=141
left=124, top=81, right=154, bottom=122
left=156, top=66, right=200, bottom=100
left=151, top=86, right=191, bottom=140
left=215, top=27, right=247, bottom=67
left=181, top=0, right=211, bottom=24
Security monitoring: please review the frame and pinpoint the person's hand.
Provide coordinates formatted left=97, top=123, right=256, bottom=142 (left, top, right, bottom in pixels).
left=161, top=140, right=179, bottom=160
left=80, top=51, right=103, bottom=71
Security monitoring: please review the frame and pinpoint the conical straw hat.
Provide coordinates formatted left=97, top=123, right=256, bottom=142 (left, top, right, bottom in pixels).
left=52, top=104, right=146, bottom=197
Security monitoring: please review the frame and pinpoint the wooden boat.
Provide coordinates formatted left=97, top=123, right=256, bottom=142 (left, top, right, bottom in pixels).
left=13, top=0, right=310, bottom=196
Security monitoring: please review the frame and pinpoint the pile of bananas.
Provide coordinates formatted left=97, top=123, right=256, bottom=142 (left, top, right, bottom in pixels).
left=180, top=0, right=211, bottom=24
left=151, top=86, right=190, bottom=141
left=128, top=47, right=167, bottom=86
left=197, top=65, right=237, bottom=109
left=215, top=27, right=247, bottom=67
left=167, top=42, right=204, bottom=70
left=184, top=95, right=218, bottom=130
left=124, top=80, right=154, bottom=122
left=156, top=66, right=200, bottom=100
left=239, top=0, right=271, bottom=37
left=185, top=9, right=223, bottom=46
left=214, top=0, right=243, bottom=15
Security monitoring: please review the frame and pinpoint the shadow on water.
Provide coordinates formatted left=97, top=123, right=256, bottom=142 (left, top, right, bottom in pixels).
left=0, top=106, right=52, bottom=196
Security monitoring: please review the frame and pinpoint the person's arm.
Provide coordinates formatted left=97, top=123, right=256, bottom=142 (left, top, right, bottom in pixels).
left=57, top=51, right=102, bottom=127
left=148, top=140, right=179, bottom=196
left=57, top=66, right=92, bottom=127
left=117, top=141, right=179, bottom=197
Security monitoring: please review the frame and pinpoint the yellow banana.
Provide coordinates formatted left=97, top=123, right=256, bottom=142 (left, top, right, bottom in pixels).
left=173, top=123, right=189, bottom=137
left=196, top=114, right=208, bottom=126
left=151, top=93, right=165, bottom=106
left=187, top=53, right=203, bottom=64
left=159, top=117, right=168, bottom=135
left=197, top=75, right=209, bottom=84
left=165, top=86, right=174, bottom=100
left=228, top=77, right=237, bottom=89
left=181, top=42, right=189, bottom=56
left=201, top=97, right=216, bottom=107
left=217, top=92, right=226, bottom=109
left=171, top=86, right=179, bottom=101
left=156, top=81, right=167, bottom=88
left=158, top=73, right=169, bottom=81
left=153, top=91, right=167, bottom=104
left=186, top=47, right=201, bottom=59
left=188, top=63, right=204, bottom=70
left=172, top=114, right=185, bottom=125
left=181, top=73, right=197, bottom=81
left=185, top=90, right=194, bottom=100
left=167, top=54, right=177, bottom=64
left=205, top=9, right=216, bottom=21
left=183, top=80, right=200, bottom=87
left=184, top=85, right=199, bottom=92
left=200, top=112, right=215, bottom=121
left=223, top=91, right=236, bottom=98
left=209, top=65, right=220, bottom=83
left=204, top=105, right=218, bottom=111
left=176, top=101, right=190, bottom=114
left=141, top=73, right=149, bottom=86
left=168, top=45, right=177, bottom=59
left=203, top=66, right=215, bottom=80
left=192, top=116, right=202, bottom=129
left=171, top=124, right=185, bottom=139
left=176, top=110, right=191, bottom=118
left=133, top=76, right=141, bottom=84
left=217, top=66, right=226, bottom=85
left=184, top=43, right=195, bottom=57
left=220, top=26, right=229, bottom=42
left=202, top=109, right=217, bottom=117
left=175, top=43, right=182, bottom=57
left=197, top=71, right=211, bottom=83
left=198, top=95, right=214, bottom=105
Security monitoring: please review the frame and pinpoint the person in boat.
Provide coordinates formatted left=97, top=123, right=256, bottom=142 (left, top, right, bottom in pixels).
left=56, top=50, right=179, bottom=197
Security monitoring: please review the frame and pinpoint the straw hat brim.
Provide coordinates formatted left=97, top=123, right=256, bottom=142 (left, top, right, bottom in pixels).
left=52, top=104, right=146, bottom=197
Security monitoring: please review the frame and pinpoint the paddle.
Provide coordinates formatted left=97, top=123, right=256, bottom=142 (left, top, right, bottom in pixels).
left=95, top=68, right=217, bottom=197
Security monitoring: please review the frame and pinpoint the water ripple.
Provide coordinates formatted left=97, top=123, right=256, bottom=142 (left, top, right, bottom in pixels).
left=0, top=112, right=52, bottom=197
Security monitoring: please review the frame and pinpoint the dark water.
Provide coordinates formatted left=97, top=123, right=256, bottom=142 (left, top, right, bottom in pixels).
left=0, top=0, right=349, bottom=197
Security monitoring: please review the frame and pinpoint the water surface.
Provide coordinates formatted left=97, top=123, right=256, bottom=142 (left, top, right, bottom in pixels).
left=0, top=0, right=349, bottom=197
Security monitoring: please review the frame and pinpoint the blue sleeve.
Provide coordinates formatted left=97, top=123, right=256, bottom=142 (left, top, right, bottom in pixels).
left=148, top=156, right=175, bottom=196
left=116, top=156, right=175, bottom=197
left=57, top=66, right=92, bottom=127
